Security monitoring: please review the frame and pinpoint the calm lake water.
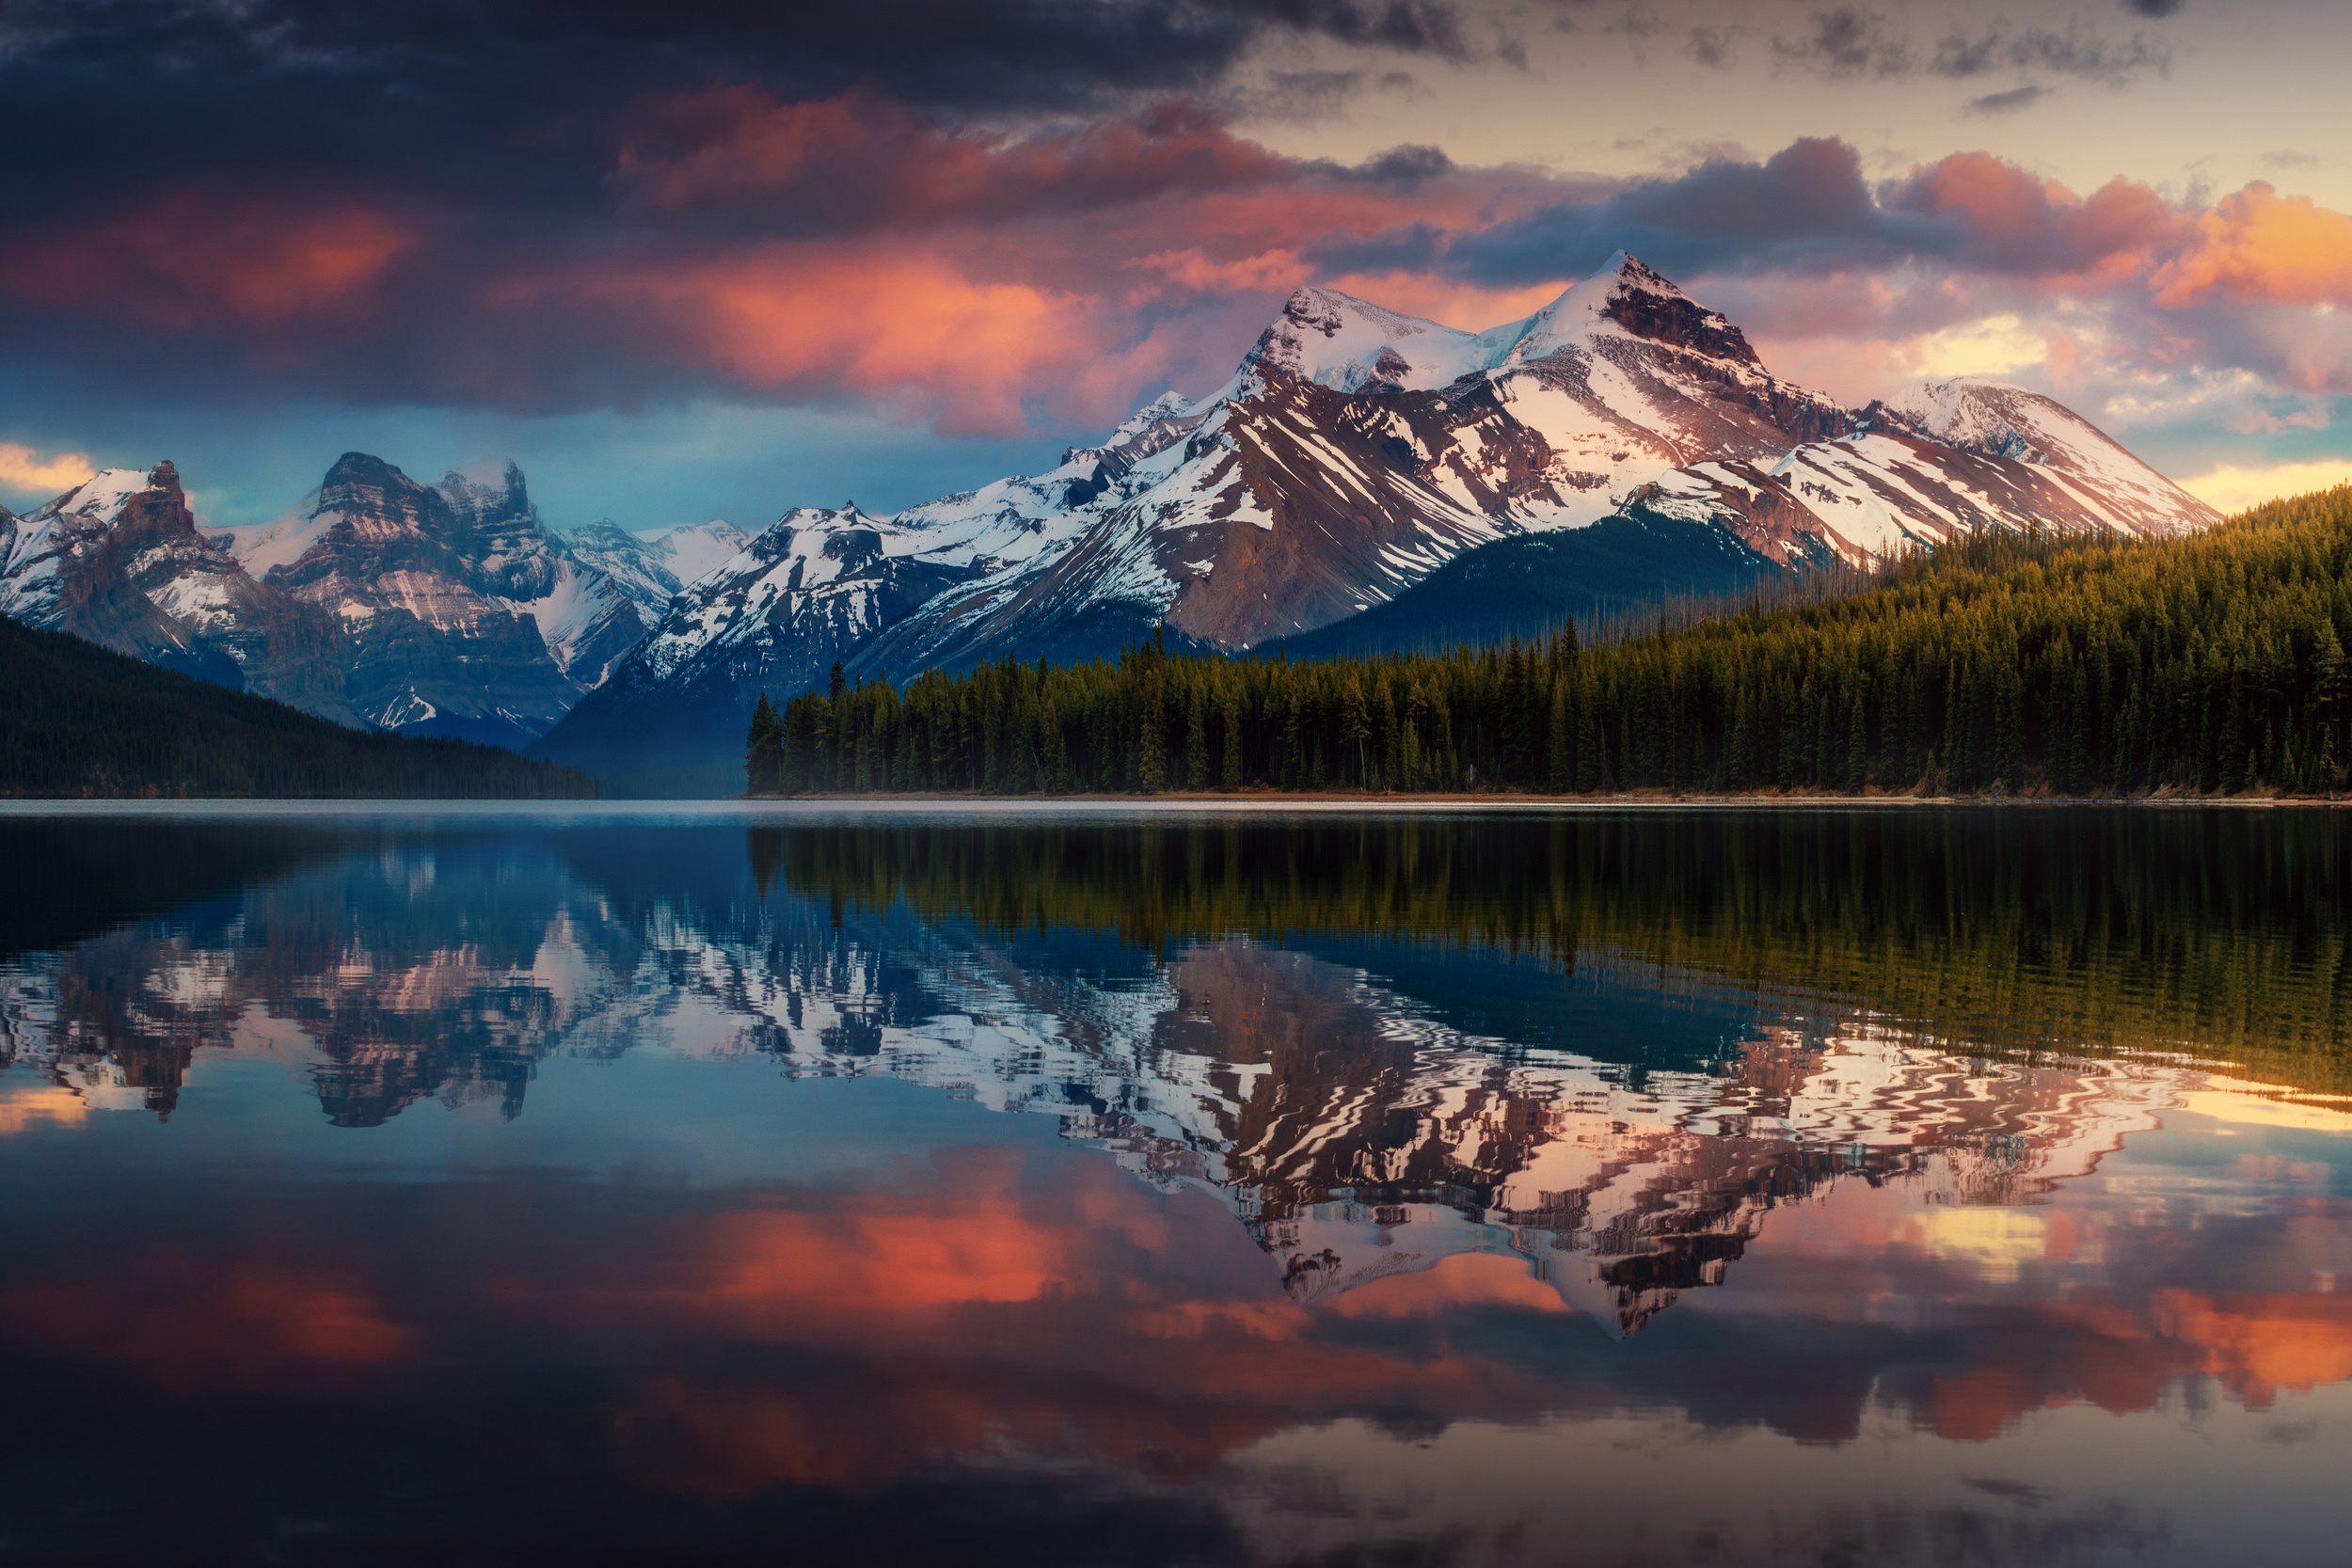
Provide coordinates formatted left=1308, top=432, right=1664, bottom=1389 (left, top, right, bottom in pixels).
left=4, top=804, right=2350, bottom=1566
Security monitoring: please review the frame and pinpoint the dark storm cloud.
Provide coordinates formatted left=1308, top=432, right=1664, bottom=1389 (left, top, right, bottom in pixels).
left=0, top=0, right=1473, bottom=211
left=1771, top=7, right=2168, bottom=86
left=1367, top=134, right=2235, bottom=291
left=1404, top=138, right=1893, bottom=283
left=0, top=0, right=1484, bottom=420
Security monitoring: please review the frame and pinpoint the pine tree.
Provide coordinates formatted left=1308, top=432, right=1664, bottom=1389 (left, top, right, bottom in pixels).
left=744, top=692, right=784, bottom=795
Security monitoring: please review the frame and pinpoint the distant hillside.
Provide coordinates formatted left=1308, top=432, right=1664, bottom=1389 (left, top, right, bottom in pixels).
left=1269, top=513, right=1782, bottom=658
left=0, top=614, right=596, bottom=798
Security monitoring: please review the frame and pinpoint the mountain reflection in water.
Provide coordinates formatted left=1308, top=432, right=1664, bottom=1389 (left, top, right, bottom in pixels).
left=1, top=809, right=2349, bottom=1566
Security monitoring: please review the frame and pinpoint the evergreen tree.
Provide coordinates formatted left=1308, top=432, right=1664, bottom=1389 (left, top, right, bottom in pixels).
left=744, top=692, right=785, bottom=795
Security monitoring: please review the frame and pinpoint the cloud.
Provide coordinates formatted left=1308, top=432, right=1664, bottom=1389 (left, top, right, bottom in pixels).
left=0, top=443, right=96, bottom=498
left=1772, top=8, right=2167, bottom=86
left=0, top=196, right=416, bottom=332
left=1929, top=22, right=2166, bottom=86
left=1685, top=25, right=1736, bottom=68
left=613, top=89, right=1292, bottom=229
left=0, top=0, right=2341, bottom=458
left=2147, top=183, right=2352, bottom=308
left=494, top=245, right=1120, bottom=436
left=2177, top=460, right=2352, bottom=513
left=1964, top=85, right=2050, bottom=116
left=1774, top=8, right=1910, bottom=77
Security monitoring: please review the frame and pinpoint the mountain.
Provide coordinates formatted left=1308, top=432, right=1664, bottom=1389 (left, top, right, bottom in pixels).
left=562, top=516, right=750, bottom=616
left=228, top=454, right=585, bottom=746
left=1, top=450, right=753, bottom=752
left=534, top=254, right=2217, bottom=785
left=224, top=455, right=740, bottom=748
left=0, top=463, right=362, bottom=723
left=0, top=610, right=595, bottom=798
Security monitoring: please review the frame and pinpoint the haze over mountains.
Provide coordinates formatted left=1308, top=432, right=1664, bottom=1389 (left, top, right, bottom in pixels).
left=0, top=255, right=2219, bottom=784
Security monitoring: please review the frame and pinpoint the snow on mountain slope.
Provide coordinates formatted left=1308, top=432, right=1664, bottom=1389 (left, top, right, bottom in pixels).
left=498, top=556, right=646, bottom=690
left=0, top=462, right=362, bottom=721
left=1879, top=380, right=2221, bottom=537
left=651, top=519, right=752, bottom=588
left=561, top=517, right=753, bottom=621
left=231, top=489, right=339, bottom=579
left=0, top=468, right=151, bottom=623
left=535, top=501, right=1003, bottom=777
left=1630, top=380, right=2221, bottom=564
left=227, top=453, right=590, bottom=745
left=1247, top=287, right=1485, bottom=392
left=536, top=253, right=2222, bottom=781
left=878, top=257, right=1854, bottom=665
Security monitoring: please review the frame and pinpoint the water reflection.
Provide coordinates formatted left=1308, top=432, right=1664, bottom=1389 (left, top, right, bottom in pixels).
left=1, top=810, right=2349, bottom=1564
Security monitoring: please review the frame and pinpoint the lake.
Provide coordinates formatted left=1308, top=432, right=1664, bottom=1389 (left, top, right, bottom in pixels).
left=3, top=803, right=2349, bottom=1566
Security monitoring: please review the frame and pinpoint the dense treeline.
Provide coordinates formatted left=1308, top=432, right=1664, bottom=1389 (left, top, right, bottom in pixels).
left=0, top=615, right=597, bottom=798
left=754, top=813, right=2352, bottom=1096
left=748, top=486, right=2352, bottom=798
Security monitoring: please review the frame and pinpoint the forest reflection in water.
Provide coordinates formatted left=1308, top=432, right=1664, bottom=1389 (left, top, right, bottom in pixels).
left=1, top=807, right=2349, bottom=1566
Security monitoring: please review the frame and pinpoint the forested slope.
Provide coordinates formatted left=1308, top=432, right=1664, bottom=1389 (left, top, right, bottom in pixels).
left=750, top=485, right=2352, bottom=799
left=0, top=614, right=597, bottom=798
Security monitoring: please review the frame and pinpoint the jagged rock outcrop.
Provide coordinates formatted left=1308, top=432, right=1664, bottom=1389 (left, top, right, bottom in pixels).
left=0, top=462, right=360, bottom=722
left=4, top=451, right=754, bottom=748
left=227, top=455, right=744, bottom=747
left=229, top=453, right=586, bottom=747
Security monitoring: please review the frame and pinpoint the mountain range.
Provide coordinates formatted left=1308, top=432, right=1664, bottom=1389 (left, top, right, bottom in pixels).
left=1, top=453, right=745, bottom=750
left=0, top=253, right=2219, bottom=784
left=532, top=253, right=2219, bottom=783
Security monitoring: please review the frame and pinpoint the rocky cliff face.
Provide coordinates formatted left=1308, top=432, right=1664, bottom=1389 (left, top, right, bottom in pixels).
left=225, top=454, right=722, bottom=747
left=536, top=253, right=2219, bottom=783
left=0, top=463, right=361, bottom=723
left=229, top=452, right=585, bottom=747
left=3, top=449, right=752, bottom=748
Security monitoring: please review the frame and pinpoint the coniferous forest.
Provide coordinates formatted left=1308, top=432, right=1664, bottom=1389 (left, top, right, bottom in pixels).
left=748, top=486, right=2352, bottom=799
left=0, top=614, right=598, bottom=799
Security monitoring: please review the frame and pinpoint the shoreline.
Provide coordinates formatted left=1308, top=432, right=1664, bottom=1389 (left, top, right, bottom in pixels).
left=3, top=791, right=2344, bottom=818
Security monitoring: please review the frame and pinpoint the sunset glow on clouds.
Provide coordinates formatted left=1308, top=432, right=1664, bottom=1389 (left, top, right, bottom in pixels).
left=1, top=0, right=2348, bottom=521
left=0, top=444, right=96, bottom=497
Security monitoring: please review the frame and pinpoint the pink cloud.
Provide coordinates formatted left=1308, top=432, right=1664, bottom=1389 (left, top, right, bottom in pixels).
left=0, top=194, right=416, bottom=331
left=2151, top=183, right=2352, bottom=309
left=496, top=242, right=1130, bottom=436
left=615, top=87, right=1295, bottom=229
left=8, top=91, right=2350, bottom=433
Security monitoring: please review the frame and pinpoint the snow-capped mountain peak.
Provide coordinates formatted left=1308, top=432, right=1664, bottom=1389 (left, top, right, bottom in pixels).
left=653, top=519, right=754, bottom=587
left=1246, top=285, right=1482, bottom=393
left=40, top=466, right=160, bottom=526
left=532, top=257, right=2225, bottom=781
left=1237, top=252, right=1767, bottom=405
left=1472, top=250, right=1760, bottom=371
left=436, top=457, right=538, bottom=553
left=0, top=459, right=363, bottom=722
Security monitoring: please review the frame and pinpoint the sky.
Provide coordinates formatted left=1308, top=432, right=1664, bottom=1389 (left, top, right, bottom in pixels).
left=3, top=0, right=2349, bottom=532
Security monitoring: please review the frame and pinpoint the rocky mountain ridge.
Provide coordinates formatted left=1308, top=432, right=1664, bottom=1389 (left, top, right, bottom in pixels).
left=536, top=253, right=2219, bottom=782
left=5, top=254, right=2223, bottom=781
left=0, top=461, right=361, bottom=723
left=2, top=453, right=747, bottom=749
